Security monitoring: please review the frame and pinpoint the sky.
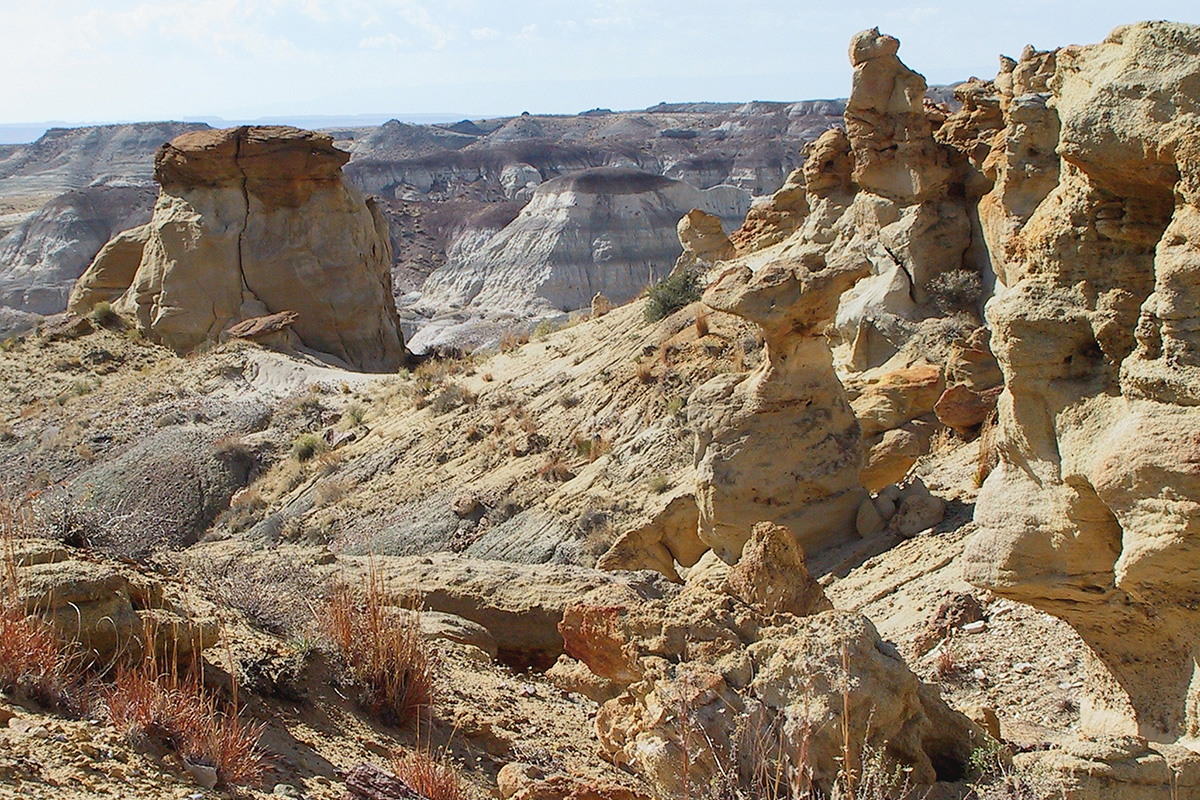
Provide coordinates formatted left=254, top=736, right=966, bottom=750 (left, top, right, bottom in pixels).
left=1, top=0, right=1197, bottom=134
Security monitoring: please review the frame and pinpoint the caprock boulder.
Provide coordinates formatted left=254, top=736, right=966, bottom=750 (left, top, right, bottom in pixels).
left=70, top=126, right=406, bottom=372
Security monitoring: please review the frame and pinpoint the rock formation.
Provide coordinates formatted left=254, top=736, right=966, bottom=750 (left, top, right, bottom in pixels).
left=672, top=209, right=734, bottom=274
left=12, top=539, right=216, bottom=666
left=689, top=28, right=982, bottom=562
left=69, top=126, right=406, bottom=372
left=690, top=253, right=871, bottom=561
left=561, top=523, right=979, bottom=798
left=963, top=21, right=1200, bottom=744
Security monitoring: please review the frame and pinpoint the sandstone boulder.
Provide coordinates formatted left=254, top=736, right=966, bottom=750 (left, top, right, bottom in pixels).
left=70, top=126, right=406, bottom=372
left=724, top=521, right=832, bottom=616
left=672, top=209, right=734, bottom=274
left=12, top=540, right=216, bottom=665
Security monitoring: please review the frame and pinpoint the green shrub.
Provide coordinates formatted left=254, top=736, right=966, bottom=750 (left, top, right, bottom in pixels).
left=88, top=301, right=120, bottom=327
left=644, top=270, right=701, bottom=322
left=292, top=433, right=326, bottom=462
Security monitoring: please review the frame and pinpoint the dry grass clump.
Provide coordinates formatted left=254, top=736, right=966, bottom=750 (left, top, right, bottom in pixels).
left=293, top=433, right=326, bottom=462
left=429, top=383, right=475, bottom=414
left=974, top=410, right=1000, bottom=488
left=695, top=306, right=711, bottom=338
left=323, top=568, right=436, bottom=725
left=572, top=433, right=612, bottom=462
left=106, top=661, right=266, bottom=787
left=646, top=474, right=672, bottom=494
left=537, top=451, right=575, bottom=482
left=499, top=328, right=529, bottom=353
left=188, top=553, right=316, bottom=636
left=391, top=748, right=473, bottom=800
left=0, top=496, right=84, bottom=710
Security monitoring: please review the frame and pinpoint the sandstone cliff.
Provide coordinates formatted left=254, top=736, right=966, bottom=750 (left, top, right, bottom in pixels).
left=70, top=126, right=406, bottom=372
left=962, top=21, right=1200, bottom=745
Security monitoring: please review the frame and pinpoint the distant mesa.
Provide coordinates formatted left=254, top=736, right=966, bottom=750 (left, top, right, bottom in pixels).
left=410, top=166, right=749, bottom=353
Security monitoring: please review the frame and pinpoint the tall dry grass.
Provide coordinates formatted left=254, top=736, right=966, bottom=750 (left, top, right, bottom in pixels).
left=106, top=658, right=266, bottom=787
left=0, top=493, right=83, bottom=710
left=324, top=565, right=436, bottom=725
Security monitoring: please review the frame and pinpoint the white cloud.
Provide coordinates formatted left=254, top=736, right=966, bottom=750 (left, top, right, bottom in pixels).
left=359, top=32, right=410, bottom=49
left=470, top=26, right=501, bottom=40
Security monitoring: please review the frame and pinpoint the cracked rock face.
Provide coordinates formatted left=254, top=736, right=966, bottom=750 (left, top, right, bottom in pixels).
left=964, top=21, right=1200, bottom=744
left=70, top=126, right=405, bottom=372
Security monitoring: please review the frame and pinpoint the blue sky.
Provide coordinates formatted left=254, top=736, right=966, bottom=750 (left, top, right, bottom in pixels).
left=1, top=1, right=1197, bottom=126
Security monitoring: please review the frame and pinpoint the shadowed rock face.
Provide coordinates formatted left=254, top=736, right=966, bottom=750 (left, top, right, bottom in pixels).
left=70, top=126, right=406, bottom=372
left=963, top=21, right=1200, bottom=743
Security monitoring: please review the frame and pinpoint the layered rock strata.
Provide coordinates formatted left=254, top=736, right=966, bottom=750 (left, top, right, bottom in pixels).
left=69, top=126, right=405, bottom=372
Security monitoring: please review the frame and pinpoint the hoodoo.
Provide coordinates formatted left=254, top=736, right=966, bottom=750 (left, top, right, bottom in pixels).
left=70, top=126, right=406, bottom=372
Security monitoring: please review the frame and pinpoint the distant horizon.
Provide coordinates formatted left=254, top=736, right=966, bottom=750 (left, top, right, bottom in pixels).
left=0, top=99, right=851, bottom=145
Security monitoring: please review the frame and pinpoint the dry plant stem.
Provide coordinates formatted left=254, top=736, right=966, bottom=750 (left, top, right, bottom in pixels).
left=841, top=641, right=856, bottom=799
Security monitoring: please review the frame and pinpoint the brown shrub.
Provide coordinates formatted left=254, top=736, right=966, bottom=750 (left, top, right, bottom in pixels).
left=106, top=663, right=265, bottom=787
left=323, top=568, right=436, bottom=725
left=390, top=749, right=473, bottom=800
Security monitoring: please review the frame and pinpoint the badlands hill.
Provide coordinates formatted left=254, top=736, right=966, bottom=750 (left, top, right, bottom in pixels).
left=0, top=19, right=1198, bottom=800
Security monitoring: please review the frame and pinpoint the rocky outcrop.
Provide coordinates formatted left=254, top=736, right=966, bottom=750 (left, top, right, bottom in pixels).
left=691, top=253, right=871, bottom=561
left=561, top=527, right=979, bottom=798
left=356, top=553, right=676, bottom=671
left=964, top=21, right=1200, bottom=745
left=11, top=539, right=216, bottom=665
left=689, top=29, right=985, bottom=563
left=672, top=209, right=734, bottom=274
left=69, top=126, right=406, bottom=372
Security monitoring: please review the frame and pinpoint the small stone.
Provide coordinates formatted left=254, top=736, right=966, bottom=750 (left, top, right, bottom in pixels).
left=8, top=717, right=49, bottom=738
left=856, top=497, right=886, bottom=537
left=1013, top=662, right=1034, bottom=675
left=872, top=493, right=897, bottom=520
left=962, top=620, right=987, bottom=634
left=962, top=703, right=1002, bottom=741
left=273, top=783, right=303, bottom=798
left=185, top=761, right=219, bottom=789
